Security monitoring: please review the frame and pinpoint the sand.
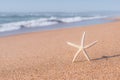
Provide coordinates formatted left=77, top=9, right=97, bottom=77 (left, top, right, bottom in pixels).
left=0, top=21, right=120, bottom=80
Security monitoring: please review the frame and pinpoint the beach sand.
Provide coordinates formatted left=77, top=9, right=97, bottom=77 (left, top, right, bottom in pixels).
left=0, top=21, right=120, bottom=80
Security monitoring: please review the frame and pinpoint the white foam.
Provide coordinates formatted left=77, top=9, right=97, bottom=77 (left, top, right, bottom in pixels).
left=0, top=25, right=20, bottom=32
left=82, top=16, right=107, bottom=20
left=0, top=17, right=58, bottom=32
left=60, top=17, right=82, bottom=23
left=0, top=16, right=107, bottom=32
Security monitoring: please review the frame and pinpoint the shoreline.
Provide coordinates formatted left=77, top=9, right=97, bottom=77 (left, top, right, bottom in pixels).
left=0, top=18, right=112, bottom=37
left=0, top=20, right=120, bottom=79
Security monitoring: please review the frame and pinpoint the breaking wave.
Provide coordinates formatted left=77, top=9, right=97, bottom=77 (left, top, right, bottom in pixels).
left=0, top=16, right=107, bottom=32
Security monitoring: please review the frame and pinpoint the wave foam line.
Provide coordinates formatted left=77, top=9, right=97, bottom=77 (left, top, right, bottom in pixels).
left=0, top=16, right=107, bottom=32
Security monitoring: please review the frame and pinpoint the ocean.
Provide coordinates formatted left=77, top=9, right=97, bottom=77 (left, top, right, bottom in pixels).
left=0, top=11, right=119, bottom=37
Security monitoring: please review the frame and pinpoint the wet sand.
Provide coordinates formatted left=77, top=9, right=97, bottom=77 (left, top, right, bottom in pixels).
left=0, top=21, right=120, bottom=80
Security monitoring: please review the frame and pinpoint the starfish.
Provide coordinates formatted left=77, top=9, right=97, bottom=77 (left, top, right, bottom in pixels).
left=67, top=32, right=97, bottom=63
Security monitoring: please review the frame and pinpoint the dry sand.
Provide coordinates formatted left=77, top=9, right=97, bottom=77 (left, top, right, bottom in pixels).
left=0, top=21, right=120, bottom=80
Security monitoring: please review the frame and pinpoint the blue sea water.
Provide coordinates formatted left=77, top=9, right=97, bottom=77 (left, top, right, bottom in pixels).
left=0, top=11, right=120, bottom=37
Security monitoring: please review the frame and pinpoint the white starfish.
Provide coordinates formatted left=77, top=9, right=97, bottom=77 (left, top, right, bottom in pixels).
left=67, top=32, right=97, bottom=63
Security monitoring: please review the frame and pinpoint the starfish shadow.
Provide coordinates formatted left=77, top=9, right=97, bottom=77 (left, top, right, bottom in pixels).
left=92, top=54, right=120, bottom=61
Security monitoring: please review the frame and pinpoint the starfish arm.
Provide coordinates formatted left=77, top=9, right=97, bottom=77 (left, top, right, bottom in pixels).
left=72, top=49, right=82, bottom=63
left=84, top=40, right=98, bottom=49
left=82, top=49, right=90, bottom=61
left=81, top=32, right=86, bottom=47
left=67, top=41, right=80, bottom=48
